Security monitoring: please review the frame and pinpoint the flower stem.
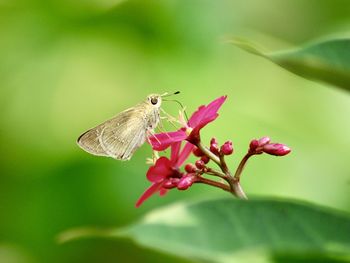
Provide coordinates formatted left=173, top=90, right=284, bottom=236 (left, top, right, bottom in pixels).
left=197, top=142, right=220, bottom=165
left=205, top=168, right=226, bottom=179
left=233, top=153, right=253, bottom=181
left=197, top=141, right=248, bottom=200
left=196, top=177, right=231, bottom=192
left=231, top=181, right=248, bottom=199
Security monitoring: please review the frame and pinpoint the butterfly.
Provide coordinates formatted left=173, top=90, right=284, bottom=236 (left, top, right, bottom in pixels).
left=77, top=94, right=164, bottom=160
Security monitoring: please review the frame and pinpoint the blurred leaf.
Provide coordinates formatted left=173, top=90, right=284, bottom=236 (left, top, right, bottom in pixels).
left=59, top=198, right=350, bottom=263
left=272, top=252, right=350, bottom=263
left=230, top=38, right=350, bottom=92
left=0, top=244, right=36, bottom=263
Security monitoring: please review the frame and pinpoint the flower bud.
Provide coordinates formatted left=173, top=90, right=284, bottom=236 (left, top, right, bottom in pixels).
left=195, top=159, right=205, bottom=169
left=262, top=143, right=291, bottom=156
left=162, top=178, right=180, bottom=189
left=249, top=139, right=259, bottom=151
left=192, top=146, right=204, bottom=157
left=185, top=163, right=197, bottom=173
left=210, top=137, right=219, bottom=155
left=177, top=174, right=196, bottom=190
left=200, top=155, right=210, bottom=164
left=220, top=141, right=233, bottom=155
left=258, top=136, right=270, bottom=146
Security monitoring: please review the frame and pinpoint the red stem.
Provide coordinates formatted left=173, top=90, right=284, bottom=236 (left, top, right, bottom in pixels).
left=196, top=177, right=231, bottom=192
left=196, top=141, right=248, bottom=200
left=233, top=153, right=253, bottom=181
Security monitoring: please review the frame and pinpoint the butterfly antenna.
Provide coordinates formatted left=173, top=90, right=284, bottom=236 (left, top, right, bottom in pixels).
left=161, top=91, right=180, bottom=98
left=163, top=98, right=189, bottom=122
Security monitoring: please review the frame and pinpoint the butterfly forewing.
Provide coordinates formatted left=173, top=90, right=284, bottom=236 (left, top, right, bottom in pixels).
left=77, top=108, right=147, bottom=160
left=77, top=94, right=163, bottom=161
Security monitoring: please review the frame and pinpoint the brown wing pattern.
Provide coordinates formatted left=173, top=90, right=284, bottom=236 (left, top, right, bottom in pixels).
left=77, top=108, right=147, bottom=160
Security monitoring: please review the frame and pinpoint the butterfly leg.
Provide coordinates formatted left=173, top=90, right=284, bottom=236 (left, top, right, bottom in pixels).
left=145, top=130, right=161, bottom=164
left=145, top=150, right=159, bottom=165
left=152, top=150, right=159, bottom=162
left=160, top=108, right=183, bottom=129
left=147, top=129, right=162, bottom=145
left=155, top=119, right=173, bottom=143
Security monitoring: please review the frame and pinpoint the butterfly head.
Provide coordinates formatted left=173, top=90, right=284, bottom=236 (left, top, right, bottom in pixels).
left=147, top=94, right=162, bottom=108
left=147, top=91, right=180, bottom=108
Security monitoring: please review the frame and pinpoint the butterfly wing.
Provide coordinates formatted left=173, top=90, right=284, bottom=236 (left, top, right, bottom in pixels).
left=77, top=108, right=147, bottom=160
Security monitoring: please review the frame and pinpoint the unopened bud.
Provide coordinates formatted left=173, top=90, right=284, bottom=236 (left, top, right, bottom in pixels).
left=177, top=174, right=196, bottom=190
left=263, top=143, right=291, bottom=156
left=163, top=178, right=180, bottom=189
left=195, top=159, right=205, bottom=169
left=220, top=141, right=233, bottom=155
left=249, top=139, right=259, bottom=151
left=185, top=163, right=197, bottom=173
left=200, top=155, right=210, bottom=164
left=258, top=136, right=271, bottom=146
left=210, top=137, right=219, bottom=155
left=192, top=146, right=204, bottom=157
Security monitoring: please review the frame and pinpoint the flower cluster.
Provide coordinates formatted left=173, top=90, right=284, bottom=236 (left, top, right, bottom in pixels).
left=135, top=141, right=194, bottom=207
left=136, top=96, right=291, bottom=207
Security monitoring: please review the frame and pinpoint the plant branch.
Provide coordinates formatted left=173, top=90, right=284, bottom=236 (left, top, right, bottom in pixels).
left=196, top=142, right=220, bottom=165
left=196, top=141, right=248, bottom=200
left=196, top=177, right=231, bottom=192
left=233, top=153, right=253, bottom=181
left=205, top=168, right=227, bottom=179
left=231, top=181, right=248, bottom=199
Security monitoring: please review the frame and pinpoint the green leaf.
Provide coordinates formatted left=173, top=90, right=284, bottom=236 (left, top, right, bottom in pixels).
left=230, top=38, right=350, bottom=92
left=272, top=252, right=350, bottom=263
left=59, top=198, right=350, bottom=263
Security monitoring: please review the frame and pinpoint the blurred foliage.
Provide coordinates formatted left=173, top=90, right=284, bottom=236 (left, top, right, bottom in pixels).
left=1, top=0, right=350, bottom=262
left=230, top=38, right=350, bottom=92
left=60, top=198, right=350, bottom=263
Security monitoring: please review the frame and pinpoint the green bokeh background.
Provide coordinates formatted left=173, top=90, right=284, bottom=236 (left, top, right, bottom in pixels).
left=1, top=0, right=349, bottom=262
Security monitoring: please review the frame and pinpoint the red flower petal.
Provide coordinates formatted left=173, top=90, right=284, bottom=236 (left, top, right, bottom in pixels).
left=176, top=142, right=195, bottom=167
left=159, top=188, right=168, bottom=196
left=146, top=157, right=172, bottom=182
left=135, top=182, right=163, bottom=207
left=149, top=131, right=187, bottom=151
left=170, top=141, right=181, bottom=164
left=188, top=96, right=227, bottom=128
left=188, top=105, right=206, bottom=128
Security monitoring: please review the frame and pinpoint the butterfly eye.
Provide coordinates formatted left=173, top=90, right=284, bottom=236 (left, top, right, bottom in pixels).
left=151, top=97, right=158, bottom=105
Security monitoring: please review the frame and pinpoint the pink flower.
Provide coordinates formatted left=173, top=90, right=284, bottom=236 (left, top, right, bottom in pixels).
left=149, top=96, right=227, bottom=151
left=136, top=141, right=194, bottom=207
